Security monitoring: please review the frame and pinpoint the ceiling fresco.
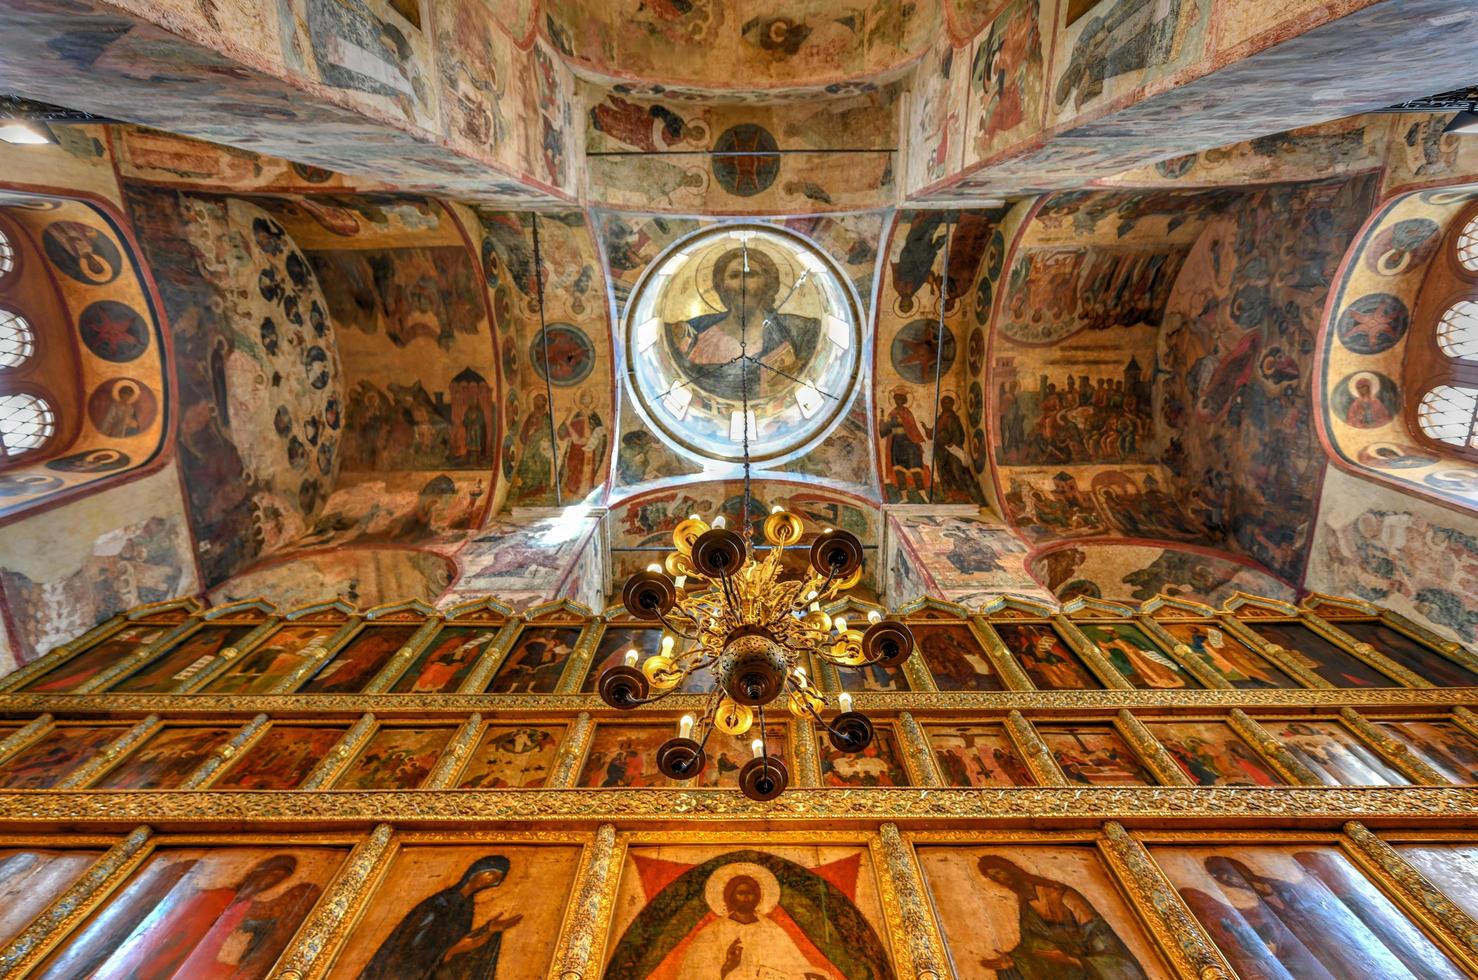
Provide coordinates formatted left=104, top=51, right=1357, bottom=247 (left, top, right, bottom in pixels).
left=4, top=0, right=1478, bottom=661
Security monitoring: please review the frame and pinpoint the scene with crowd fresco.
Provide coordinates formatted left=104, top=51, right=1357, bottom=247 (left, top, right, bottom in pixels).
left=0, top=0, right=1477, bottom=976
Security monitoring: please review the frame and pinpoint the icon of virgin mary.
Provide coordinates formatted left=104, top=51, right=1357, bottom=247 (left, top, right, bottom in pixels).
left=666, top=246, right=821, bottom=402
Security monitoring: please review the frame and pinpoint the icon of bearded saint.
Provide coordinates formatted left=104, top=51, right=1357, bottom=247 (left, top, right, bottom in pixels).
left=666, top=246, right=821, bottom=402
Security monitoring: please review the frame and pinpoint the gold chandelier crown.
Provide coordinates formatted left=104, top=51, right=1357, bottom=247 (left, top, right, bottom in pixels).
left=600, top=506, right=915, bottom=800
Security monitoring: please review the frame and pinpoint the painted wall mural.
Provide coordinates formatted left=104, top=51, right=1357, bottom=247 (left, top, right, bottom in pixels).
left=1028, top=542, right=1295, bottom=605
left=545, top=0, right=939, bottom=90
left=0, top=192, right=169, bottom=518
left=584, top=82, right=899, bottom=213
left=1306, top=467, right=1478, bottom=644
left=1316, top=185, right=1478, bottom=514
left=1159, top=173, right=1379, bottom=581
left=208, top=547, right=454, bottom=609
left=886, top=511, right=1053, bottom=606
left=0, top=467, right=197, bottom=665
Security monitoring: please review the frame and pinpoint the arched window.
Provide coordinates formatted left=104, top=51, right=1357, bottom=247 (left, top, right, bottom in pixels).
left=0, top=307, right=35, bottom=367
left=0, top=392, right=54, bottom=456
left=1407, top=203, right=1478, bottom=463
left=0, top=226, right=13, bottom=279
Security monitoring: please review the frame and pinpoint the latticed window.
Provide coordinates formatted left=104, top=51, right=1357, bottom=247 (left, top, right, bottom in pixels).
left=1417, top=385, right=1478, bottom=449
left=1437, top=300, right=1478, bottom=361
left=1458, top=212, right=1478, bottom=273
left=0, top=392, right=55, bottom=456
left=0, top=227, right=13, bottom=280
left=0, top=307, right=34, bottom=367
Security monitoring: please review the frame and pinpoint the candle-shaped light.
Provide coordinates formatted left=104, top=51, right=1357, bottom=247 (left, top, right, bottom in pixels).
left=661, top=634, right=676, bottom=655
left=688, top=513, right=701, bottom=521
left=646, top=563, right=662, bottom=573
left=867, top=609, right=882, bottom=624
left=806, top=590, right=818, bottom=601
left=623, top=648, right=639, bottom=667
left=838, top=692, right=853, bottom=713
left=679, top=714, right=694, bottom=739
left=834, top=616, right=848, bottom=634
left=750, top=737, right=764, bottom=759
left=675, top=575, right=687, bottom=589
left=771, top=504, right=784, bottom=514
left=712, top=515, right=727, bottom=529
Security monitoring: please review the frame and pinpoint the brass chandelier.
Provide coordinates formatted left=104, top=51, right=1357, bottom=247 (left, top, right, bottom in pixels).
left=601, top=231, right=915, bottom=799
left=600, top=511, right=915, bottom=800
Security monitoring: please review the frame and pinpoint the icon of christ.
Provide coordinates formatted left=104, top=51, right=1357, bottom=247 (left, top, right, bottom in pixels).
left=666, top=246, right=821, bottom=402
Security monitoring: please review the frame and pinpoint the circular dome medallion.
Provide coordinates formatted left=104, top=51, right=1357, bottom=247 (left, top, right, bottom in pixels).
left=625, top=225, right=862, bottom=463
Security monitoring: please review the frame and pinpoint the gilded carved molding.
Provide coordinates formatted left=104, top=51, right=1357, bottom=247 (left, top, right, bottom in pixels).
left=877, top=823, right=948, bottom=980
left=274, top=823, right=396, bottom=980
left=55, top=714, right=160, bottom=790
left=896, top=712, right=942, bottom=788
left=423, top=713, right=484, bottom=789
left=553, top=824, right=619, bottom=980
left=1006, top=710, right=1068, bottom=787
left=0, top=714, right=52, bottom=766
left=1052, top=616, right=1135, bottom=691
left=181, top=713, right=270, bottom=790
left=1115, top=710, right=1193, bottom=787
left=455, top=621, right=522, bottom=694
left=175, top=618, right=281, bottom=694
left=789, top=714, right=822, bottom=787
left=0, top=787, right=1473, bottom=825
left=1100, top=822, right=1233, bottom=980
left=1337, top=707, right=1450, bottom=785
left=551, top=712, right=594, bottom=789
left=2, top=687, right=1469, bottom=716
left=1226, top=709, right=1323, bottom=787
left=1134, top=616, right=1234, bottom=691
left=1344, top=823, right=1478, bottom=968
left=360, top=619, right=442, bottom=694
left=0, top=825, right=153, bottom=977
left=299, top=713, right=375, bottom=791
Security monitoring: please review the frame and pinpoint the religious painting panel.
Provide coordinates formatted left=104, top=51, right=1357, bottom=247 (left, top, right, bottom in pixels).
left=33, top=845, right=346, bottom=979
left=109, top=624, right=257, bottom=693
left=92, top=726, right=235, bottom=790
left=1377, top=721, right=1478, bottom=784
left=1395, top=844, right=1478, bottom=922
left=582, top=627, right=717, bottom=694
left=326, top=842, right=582, bottom=978
left=21, top=624, right=167, bottom=693
left=1334, top=621, right=1478, bottom=688
left=0, top=724, right=129, bottom=789
left=456, top=725, right=565, bottom=788
left=836, top=661, right=911, bottom=693
left=1076, top=623, right=1202, bottom=690
left=914, top=624, right=1004, bottom=691
left=991, top=622, right=1103, bottom=690
left=211, top=725, right=348, bottom=790
left=1143, top=720, right=1282, bottom=787
left=390, top=625, right=501, bottom=693
left=1153, top=844, right=1468, bottom=980
left=1266, top=719, right=1412, bottom=786
left=1245, top=621, right=1399, bottom=688
left=1036, top=724, right=1156, bottom=786
left=580, top=724, right=788, bottom=789
left=917, top=844, right=1170, bottom=979
left=332, top=726, right=454, bottom=790
left=926, top=724, right=1035, bottom=787
left=200, top=625, right=340, bottom=694
left=604, top=843, right=895, bottom=979
left=1159, top=621, right=1298, bottom=689
left=484, top=626, right=581, bottom=693
left=298, top=625, right=418, bottom=693
left=0, top=848, right=101, bottom=946
left=818, top=724, right=909, bottom=787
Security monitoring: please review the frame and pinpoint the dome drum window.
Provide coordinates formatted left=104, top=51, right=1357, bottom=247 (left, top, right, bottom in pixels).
left=624, top=225, right=862, bottom=465
left=1404, top=203, right=1478, bottom=466
left=0, top=226, right=14, bottom=279
left=0, top=392, right=55, bottom=456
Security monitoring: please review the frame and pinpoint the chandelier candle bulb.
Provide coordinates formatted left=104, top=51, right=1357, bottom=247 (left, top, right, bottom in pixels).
left=712, top=515, right=727, bottom=529
left=624, top=649, right=639, bottom=668
left=839, top=692, right=853, bottom=713
left=834, top=616, right=847, bottom=634
left=661, top=635, right=676, bottom=655
left=646, top=563, right=662, bottom=573
left=751, top=738, right=764, bottom=759
left=868, top=610, right=882, bottom=624
left=679, top=715, right=694, bottom=739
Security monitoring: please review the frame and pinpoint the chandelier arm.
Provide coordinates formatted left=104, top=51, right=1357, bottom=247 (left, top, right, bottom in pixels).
left=655, top=607, right=700, bottom=641
left=794, top=683, right=853, bottom=739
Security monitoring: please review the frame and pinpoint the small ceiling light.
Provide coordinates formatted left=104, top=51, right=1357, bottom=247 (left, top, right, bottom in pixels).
left=1443, top=111, right=1478, bottom=137
left=0, top=121, right=52, bottom=145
